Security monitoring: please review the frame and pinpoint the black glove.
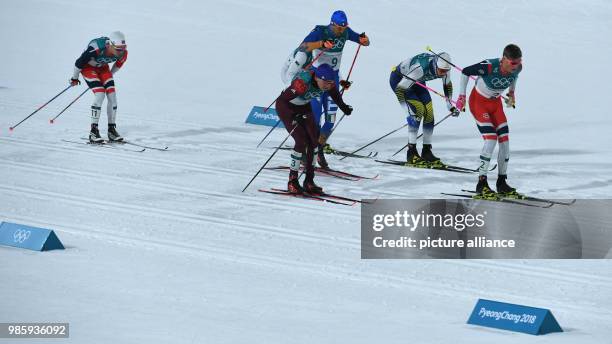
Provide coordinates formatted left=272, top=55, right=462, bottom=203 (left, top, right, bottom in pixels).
left=70, top=78, right=81, bottom=86
left=340, top=104, right=353, bottom=116
left=449, top=107, right=460, bottom=117
left=339, top=79, right=352, bottom=90
left=358, top=32, right=369, bottom=46
left=292, top=113, right=306, bottom=125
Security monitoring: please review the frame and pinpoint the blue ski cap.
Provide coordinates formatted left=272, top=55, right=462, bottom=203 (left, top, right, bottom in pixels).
left=330, top=10, right=348, bottom=27
left=314, top=64, right=335, bottom=81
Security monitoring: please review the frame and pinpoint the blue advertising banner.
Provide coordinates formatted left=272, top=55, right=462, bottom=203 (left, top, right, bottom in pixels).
left=467, top=299, right=563, bottom=335
left=0, top=222, right=65, bottom=251
left=245, top=106, right=284, bottom=128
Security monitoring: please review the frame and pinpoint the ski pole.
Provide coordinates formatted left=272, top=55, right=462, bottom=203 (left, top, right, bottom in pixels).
left=390, top=112, right=454, bottom=157
left=50, top=87, right=89, bottom=124
left=426, top=45, right=514, bottom=108
left=328, top=42, right=362, bottom=137
left=341, top=41, right=362, bottom=96
left=9, top=85, right=73, bottom=131
left=399, top=72, right=459, bottom=107
left=256, top=120, right=282, bottom=148
left=243, top=124, right=299, bottom=192
left=339, top=123, right=408, bottom=160
left=256, top=49, right=328, bottom=148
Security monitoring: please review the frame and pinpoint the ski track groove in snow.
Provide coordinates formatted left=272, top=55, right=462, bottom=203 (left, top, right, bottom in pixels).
left=6, top=160, right=358, bottom=218
left=2, top=212, right=610, bottom=321
left=0, top=136, right=375, bottom=197
left=0, top=185, right=360, bottom=249
left=0, top=136, right=280, bottom=182
left=3, top=142, right=612, bottom=286
left=3, top=164, right=611, bottom=287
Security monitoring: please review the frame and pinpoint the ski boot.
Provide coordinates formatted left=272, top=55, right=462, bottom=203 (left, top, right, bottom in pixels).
left=317, top=145, right=330, bottom=169
left=108, top=123, right=124, bottom=142
left=474, top=175, right=498, bottom=200
left=287, top=171, right=303, bottom=194
left=303, top=173, right=323, bottom=195
left=421, top=144, right=444, bottom=168
left=89, top=123, right=104, bottom=143
left=496, top=175, right=521, bottom=198
left=406, top=144, right=428, bottom=167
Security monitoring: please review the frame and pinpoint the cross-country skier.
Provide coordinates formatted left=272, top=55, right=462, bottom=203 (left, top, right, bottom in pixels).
left=70, top=31, right=127, bottom=143
left=389, top=52, right=457, bottom=165
left=301, top=10, right=369, bottom=168
left=275, top=64, right=353, bottom=194
left=455, top=44, right=522, bottom=198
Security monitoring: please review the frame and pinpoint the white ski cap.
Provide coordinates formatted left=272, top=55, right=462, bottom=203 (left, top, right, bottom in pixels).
left=436, top=52, right=452, bottom=70
left=109, top=31, right=126, bottom=48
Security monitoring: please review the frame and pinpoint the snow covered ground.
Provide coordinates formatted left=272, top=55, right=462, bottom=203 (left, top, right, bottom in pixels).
left=1, top=0, right=611, bottom=343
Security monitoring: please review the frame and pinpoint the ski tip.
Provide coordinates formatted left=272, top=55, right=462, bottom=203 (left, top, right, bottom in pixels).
left=425, top=45, right=432, bottom=51
left=49, top=119, right=54, bottom=124
left=9, top=127, right=14, bottom=132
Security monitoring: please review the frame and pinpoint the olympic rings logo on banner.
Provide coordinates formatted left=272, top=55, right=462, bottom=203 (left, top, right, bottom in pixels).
left=13, top=229, right=31, bottom=243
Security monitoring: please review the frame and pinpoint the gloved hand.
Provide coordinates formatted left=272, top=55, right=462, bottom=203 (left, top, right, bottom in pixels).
left=449, top=107, right=460, bottom=117
left=505, top=91, right=516, bottom=108
left=339, top=79, right=352, bottom=90
left=359, top=32, right=370, bottom=46
left=322, top=39, right=334, bottom=49
left=455, top=94, right=466, bottom=112
left=70, top=78, right=81, bottom=86
left=339, top=104, right=353, bottom=116
left=290, top=78, right=307, bottom=95
left=292, top=113, right=307, bottom=125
